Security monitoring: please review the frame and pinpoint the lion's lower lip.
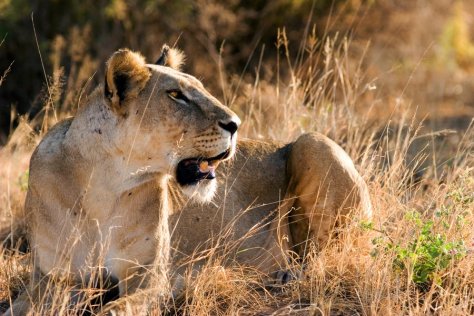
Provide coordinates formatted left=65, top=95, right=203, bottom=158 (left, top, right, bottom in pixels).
left=176, top=149, right=230, bottom=186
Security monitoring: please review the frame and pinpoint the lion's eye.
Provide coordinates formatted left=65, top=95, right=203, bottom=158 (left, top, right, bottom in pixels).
left=167, top=90, right=189, bottom=103
left=169, top=91, right=178, bottom=98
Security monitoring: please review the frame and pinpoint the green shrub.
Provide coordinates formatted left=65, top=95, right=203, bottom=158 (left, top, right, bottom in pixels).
left=367, top=185, right=472, bottom=289
left=389, top=211, right=466, bottom=287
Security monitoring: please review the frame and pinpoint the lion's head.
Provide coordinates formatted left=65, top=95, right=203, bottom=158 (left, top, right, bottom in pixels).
left=102, top=46, right=240, bottom=201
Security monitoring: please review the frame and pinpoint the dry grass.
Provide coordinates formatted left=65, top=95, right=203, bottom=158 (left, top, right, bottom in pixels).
left=1, top=1, right=474, bottom=315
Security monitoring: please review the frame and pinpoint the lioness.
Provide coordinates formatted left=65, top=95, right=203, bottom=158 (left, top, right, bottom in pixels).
left=4, top=46, right=371, bottom=314
left=6, top=46, right=240, bottom=314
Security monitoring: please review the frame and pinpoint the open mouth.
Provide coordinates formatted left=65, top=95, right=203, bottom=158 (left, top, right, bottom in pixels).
left=176, top=149, right=231, bottom=186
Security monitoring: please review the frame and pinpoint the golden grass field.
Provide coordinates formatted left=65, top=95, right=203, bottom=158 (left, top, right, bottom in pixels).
left=1, top=0, right=474, bottom=314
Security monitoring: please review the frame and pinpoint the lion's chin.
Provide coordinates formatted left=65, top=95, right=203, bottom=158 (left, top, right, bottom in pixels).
left=180, top=178, right=217, bottom=204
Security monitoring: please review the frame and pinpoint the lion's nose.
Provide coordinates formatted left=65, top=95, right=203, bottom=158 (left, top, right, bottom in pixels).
left=218, top=119, right=239, bottom=137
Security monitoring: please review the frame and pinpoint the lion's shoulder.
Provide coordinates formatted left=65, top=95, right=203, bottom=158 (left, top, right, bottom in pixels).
left=30, top=118, right=74, bottom=181
left=32, top=118, right=72, bottom=158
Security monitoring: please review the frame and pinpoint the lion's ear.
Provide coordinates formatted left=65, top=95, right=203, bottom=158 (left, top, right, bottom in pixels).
left=155, top=44, right=185, bottom=71
left=104, top=49, right=151, bottom=116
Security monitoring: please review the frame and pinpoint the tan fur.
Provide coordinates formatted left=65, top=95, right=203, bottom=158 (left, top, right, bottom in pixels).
left=5, top=48, right=239, bottom=314
left=169, top=135, right=372, bottom=283
left=4, top=48, right=372, bottom=313
left=105, top=49, right=151, bottom=115
left=163, top=46, right=186, bottom=70
left=156, top=44, right=186, bottom=70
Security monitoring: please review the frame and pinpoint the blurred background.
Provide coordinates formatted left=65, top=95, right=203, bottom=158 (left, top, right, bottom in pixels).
left=0, top=0, right=474, bottom=145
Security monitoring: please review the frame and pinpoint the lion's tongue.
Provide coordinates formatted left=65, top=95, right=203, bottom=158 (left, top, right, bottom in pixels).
left=199, top=160, right=219, bottom=176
